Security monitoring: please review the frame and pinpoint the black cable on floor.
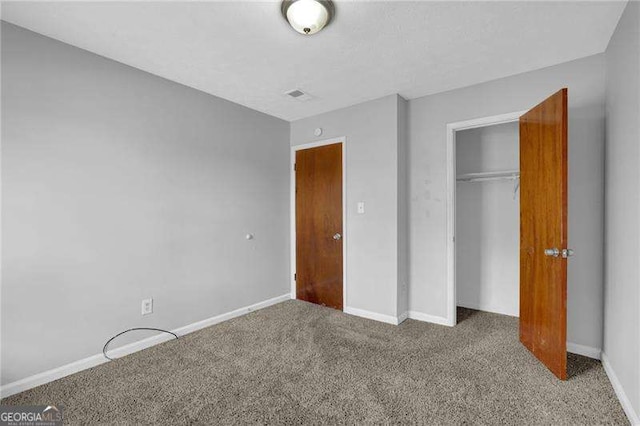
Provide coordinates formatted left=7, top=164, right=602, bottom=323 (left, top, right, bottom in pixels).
left=102, top=327, right=179, bottom=361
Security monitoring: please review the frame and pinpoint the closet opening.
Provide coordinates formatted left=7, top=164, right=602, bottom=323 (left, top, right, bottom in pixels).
left=455, top=121, right=520, bottom=318
left=446, top=110, right=527, bottom=326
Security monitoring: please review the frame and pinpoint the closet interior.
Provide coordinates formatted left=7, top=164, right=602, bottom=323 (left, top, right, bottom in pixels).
left=456, top=121, right=520, bottom=317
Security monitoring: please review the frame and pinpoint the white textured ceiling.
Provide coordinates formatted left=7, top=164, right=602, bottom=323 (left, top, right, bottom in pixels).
left=1, top=1, right=627, bottom=121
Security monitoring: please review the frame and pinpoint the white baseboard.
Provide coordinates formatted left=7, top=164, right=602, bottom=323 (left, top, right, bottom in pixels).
left=0, top=354, right=109, bottom=401
left=0, top=293, right=290, bottom=399
left=408, top=310, right=453, bottom=326
left=397, top=311, right=409, bottom=324
left=173, top=294, right=290, bottom=336
left=344, top=306, right=401, bottom=325
left=566, top=342, right=601, bottom=360
left=602, top=352, right=640, bottom=425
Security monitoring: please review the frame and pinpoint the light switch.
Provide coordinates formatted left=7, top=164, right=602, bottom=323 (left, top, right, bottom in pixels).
left=357, top=201, right=365, bottom=214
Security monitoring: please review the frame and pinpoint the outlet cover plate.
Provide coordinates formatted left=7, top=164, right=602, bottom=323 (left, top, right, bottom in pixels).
left=141, top=298, right=153, bottom=315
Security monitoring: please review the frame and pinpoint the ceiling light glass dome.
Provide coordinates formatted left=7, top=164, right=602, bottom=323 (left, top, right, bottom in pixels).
left=281, top=0, right=335, bottom=35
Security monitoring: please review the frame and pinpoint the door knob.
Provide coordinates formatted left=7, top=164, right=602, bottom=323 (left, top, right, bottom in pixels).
left=561, top=249, right=574, bottom=258
left=544, top=248, right=574, bottom=258
left=333, top=233, right=342, bottom=240
left=544, top=248, right=560, bottom=257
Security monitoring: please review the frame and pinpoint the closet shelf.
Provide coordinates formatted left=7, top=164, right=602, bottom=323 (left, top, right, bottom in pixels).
left=456, top=170, right=519, bottom=183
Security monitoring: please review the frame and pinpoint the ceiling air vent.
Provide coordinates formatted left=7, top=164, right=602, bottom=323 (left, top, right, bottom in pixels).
left=285, top=89, right=312, bottom=101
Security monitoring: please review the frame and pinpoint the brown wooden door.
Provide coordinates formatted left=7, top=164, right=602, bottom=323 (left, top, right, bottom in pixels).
left=519, top=88, right=568, bottom=380
left=296, top=143, right=343, bottom=310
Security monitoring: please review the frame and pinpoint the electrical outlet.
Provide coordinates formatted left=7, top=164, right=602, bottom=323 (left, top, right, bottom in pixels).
left=141, top=298, right=153, bottom=316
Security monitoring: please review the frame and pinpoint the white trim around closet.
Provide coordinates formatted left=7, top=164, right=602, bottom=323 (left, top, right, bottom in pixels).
left=445, top=110, right=527, bottom=327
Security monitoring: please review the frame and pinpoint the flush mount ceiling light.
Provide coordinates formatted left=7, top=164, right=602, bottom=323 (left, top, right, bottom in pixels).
left=281, top=0, right=335, bottom=35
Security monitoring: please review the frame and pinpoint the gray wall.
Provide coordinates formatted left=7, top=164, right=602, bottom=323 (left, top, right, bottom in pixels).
left=1, top=23, right=290, bottom=385
left=397, top=96, right=409, bottom=316
left=290, top=95, right=403, bottom=319
left=408, top=54, right=606, bottom=350
left=604, top=0, right=640, bottom=418
left=456, top=123, right=519, bottom=317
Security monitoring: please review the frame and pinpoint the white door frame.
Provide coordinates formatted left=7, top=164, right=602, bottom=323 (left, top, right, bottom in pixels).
left=290, top=137, right=347, bottom=310
left=445, top=111, right=526, bottom=326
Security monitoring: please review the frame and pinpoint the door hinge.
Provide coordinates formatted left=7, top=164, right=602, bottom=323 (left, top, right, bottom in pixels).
left=294, top=273, right=296, bottom=281
left=294, top=163, right=296, bottom=171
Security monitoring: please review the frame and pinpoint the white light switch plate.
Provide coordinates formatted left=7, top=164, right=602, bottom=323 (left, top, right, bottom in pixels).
left=141, top=298, right=153, bottom=315
left=357, top=202, right=365, bottom=214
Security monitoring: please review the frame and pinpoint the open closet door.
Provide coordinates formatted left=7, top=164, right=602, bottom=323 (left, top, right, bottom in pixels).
left=519, top=88, right=569, bottom=380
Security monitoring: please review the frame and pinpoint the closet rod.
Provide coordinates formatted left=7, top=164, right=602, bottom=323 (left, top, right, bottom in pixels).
left=456, top=170, right=519, bottom=183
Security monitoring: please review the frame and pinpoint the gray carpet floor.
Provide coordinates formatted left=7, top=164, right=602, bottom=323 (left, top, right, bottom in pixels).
left=2, top=300, right=628, bottom=424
